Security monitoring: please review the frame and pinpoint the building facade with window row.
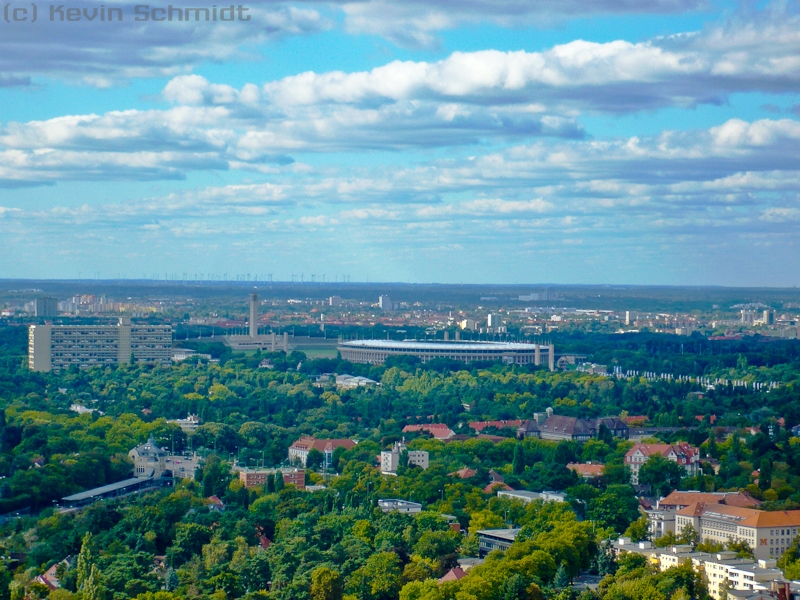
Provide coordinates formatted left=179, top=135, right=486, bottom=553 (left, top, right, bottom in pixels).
left=29, top=318, right=172, bottom=372
left=675, top=503, right=800, bottom=560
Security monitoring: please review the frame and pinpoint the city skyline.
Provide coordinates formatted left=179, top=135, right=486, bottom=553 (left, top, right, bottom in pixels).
left=1, top=0, right=799, bottom=285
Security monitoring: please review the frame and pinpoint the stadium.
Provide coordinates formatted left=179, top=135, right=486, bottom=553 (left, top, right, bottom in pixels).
left=337, top=340, right=555, bottom=369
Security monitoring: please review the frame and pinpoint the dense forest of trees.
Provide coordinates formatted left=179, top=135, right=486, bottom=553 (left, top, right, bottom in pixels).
left=0, top=325, right=799, bottom=600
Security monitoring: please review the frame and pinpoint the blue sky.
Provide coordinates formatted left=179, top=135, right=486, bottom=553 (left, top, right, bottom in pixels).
left=1, top=0, right=799, bottom=285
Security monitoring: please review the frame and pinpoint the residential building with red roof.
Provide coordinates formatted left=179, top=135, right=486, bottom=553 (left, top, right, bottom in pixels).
left=439, top=567, right=467, bottom=583
left=468, top=420, right=523, bottom=433
left=288, top=437, right=357, bottom=468
left=449, top=467, right=478, bottom=479
left=625, top=442, right=699, bottom=485
left=484, top=482, right=513, bottom=494
left=567, top=463, right=605, bottom=478
left=402, top=424, right=455, bottom=440
left=658, top=490, right=760, bottom=512
left=517, top=411, right=629, bottom=442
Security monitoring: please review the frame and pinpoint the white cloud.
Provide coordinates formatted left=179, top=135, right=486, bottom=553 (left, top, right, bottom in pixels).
left=0, top=3, right=329, bottom=84
left=341, top=0, right=706, bottom=49
left=3, top=118, right=800, bottom=235
left=255, top=13, right=800, bottom=114
left=415, top=198, right=553, bottom=217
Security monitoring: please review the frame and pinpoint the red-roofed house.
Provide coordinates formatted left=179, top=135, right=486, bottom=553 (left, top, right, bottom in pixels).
left=484, top=482, right=513, bottom=494
left=288, top=437, right=357, bottom=468
left=625, top=442, right=699, bottom=485
left=695, top=414, right=717, bottom=425
left=439, top=567, right=467, bottom=583
left=402, top=424, right=455, bottom=440
left=207, top=496, right=225, bottom=511
left=449, top=467, right=478, bottom=479
left=567, top=463, right=605, bottom=478
left=657, top=490, right=760, bottom=512
left=468, top=420, right=523, bottom=433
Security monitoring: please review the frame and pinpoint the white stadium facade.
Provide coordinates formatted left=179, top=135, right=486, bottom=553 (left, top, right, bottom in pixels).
left=337, top=340, right=555, bottom=370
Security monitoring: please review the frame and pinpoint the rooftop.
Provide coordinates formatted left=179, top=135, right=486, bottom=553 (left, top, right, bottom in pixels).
left=477, top=528, right=522, bottom=542
left=340, top=340, right=542, bottom=351
left=378, top=499, right=423, bottom=510
left=676, top=502, right=800, bottom=527
left=62, top=477, right=147, bottom=502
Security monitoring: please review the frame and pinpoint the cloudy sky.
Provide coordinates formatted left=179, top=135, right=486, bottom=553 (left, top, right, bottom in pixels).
left=1, top=0, right=799, bottom=285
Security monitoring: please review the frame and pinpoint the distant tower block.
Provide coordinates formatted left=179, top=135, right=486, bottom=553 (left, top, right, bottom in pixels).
left=249, top=293, right=258, bottom=338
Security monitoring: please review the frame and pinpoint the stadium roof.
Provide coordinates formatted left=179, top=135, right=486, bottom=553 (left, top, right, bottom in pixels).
left=339, top=340, right=543, bottom=351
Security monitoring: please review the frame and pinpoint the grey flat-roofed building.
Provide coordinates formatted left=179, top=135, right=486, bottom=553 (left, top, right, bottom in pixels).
left=378, top=499, right=423, bottom=513
left=338, top=340, right=555, bottom=370
left=29, top=317, right=172, bottom=372
left=34, top=297, right=59, bottom=317
left=477, top=528, right=521, bottom=556
left=497, top=490, right=566, bottom=503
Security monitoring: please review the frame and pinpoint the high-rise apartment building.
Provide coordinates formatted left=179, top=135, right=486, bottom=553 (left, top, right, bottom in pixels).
left=34, top=297, right=59, bottom=317
left=379, top=295, right=393, bottom=310
left=28, top=317, right=172, bottom=372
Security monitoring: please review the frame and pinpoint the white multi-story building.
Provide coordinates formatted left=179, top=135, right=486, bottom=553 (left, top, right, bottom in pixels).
left=497, top=490, right=566, bottom=503
left=167, top=414, right=201, bottom=431
left=380, top=441, right=429, bottom=475
left=616, top=541, right=787, bottom=600
left=675, top=503, right=800, bottom=560
left=646, top=491, right=761, bottom=539
left=28, top=318, right=172, bottom=372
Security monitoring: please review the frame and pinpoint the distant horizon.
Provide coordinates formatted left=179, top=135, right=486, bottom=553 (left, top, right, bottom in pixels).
left=2, top=278, right=800, bottom=291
